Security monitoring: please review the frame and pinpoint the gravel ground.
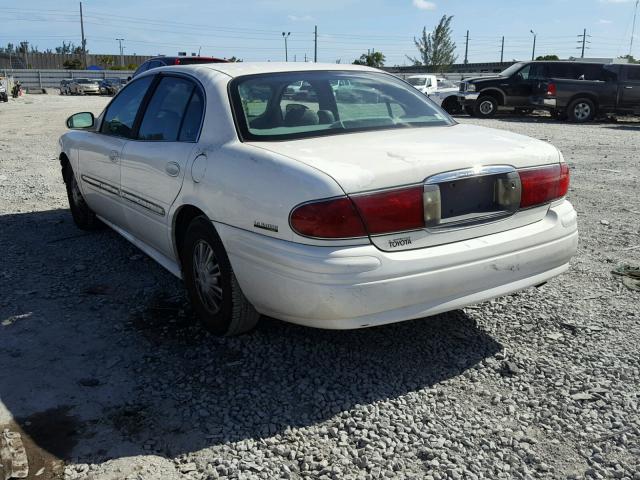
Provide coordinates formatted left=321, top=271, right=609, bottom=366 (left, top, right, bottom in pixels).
left=0, top=94, right=639, bottom=480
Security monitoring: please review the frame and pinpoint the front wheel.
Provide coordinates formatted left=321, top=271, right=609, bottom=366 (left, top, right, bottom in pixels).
left=182, top=217, right=260, bottom=336
left=474, top=96, right=498, bottom=118
left=64, top=167, right=101, bottom=230
left=442, top=96, right=462, bottom=115
left=567, top=98, right=595, bottom=123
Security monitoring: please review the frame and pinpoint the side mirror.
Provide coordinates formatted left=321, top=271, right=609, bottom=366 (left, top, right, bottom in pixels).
left=127, top=76, right=132, bottom=82
left=66, top=112, right=95, bottom=129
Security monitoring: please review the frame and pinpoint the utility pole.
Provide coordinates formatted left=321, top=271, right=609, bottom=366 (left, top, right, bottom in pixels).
left=577, top=29, right=591, bottom=58
left=464, top=30, right=469, bottom=64
left=80, top=2, right=87, bottom=69
left=500, top=36, right=504, bottom=63
left=630, top=0, right=639, bottom=56
left=21, top=41, right=28, bottom=68
left=530, top=30, right=537, bottom=61
left=282, top=32, right=290, bottom=61
left=116, top=38, right=124, bottom=67
left=314, top=25, right=318, bottom=62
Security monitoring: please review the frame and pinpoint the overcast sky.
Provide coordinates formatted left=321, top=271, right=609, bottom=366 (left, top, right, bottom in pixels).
left=2, top=0, right=639, bottom=65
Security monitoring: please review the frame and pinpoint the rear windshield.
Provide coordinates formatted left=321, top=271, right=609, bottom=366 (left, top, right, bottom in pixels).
left=230, top=71, right=452, bottom=141
left=177, top=57, right=225, bottom=65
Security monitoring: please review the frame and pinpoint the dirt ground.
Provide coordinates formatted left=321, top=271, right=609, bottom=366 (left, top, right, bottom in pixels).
left=0, top=93, right=639, bottom=480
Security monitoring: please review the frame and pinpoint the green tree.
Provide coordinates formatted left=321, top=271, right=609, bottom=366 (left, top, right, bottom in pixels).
left=619, top=54, right=639, bottom=64
left=353, top=51, right=385, bottom=68
left=408, top=15, right=457, bottom=71
left=63, top=59, right=83, bottom=70
left=536, top=55, right=560, bottom=61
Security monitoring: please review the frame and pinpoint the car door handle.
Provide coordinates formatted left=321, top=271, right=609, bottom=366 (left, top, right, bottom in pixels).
left=109, top=150, right=120, bottom=162
left=624, top=86, right=633, bottom=89
left=500, top=83, right=509, bottom=86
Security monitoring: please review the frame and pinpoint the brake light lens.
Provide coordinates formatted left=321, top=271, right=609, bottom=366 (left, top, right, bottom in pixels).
left=174, top=58, right=181, bottom=65
left=351, top=186, right=424, bottom=235
left=546, top=82, right=557, bottom=97
left=290, top=197, right=366, bottom=238
left=519, top=163, right=570, bottom=208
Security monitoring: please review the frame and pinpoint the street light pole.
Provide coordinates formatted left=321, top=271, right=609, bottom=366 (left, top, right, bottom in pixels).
left=282, top=32, right=290, bottom=61
left=530, top=30, right=537, bottom=61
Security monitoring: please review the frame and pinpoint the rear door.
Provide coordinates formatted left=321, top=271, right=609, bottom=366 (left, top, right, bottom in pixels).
left=78, top=75, right=154, bottom=228
left=119, top=74, right=205, bottom=257
left=618, top=65, right=640, bottom=113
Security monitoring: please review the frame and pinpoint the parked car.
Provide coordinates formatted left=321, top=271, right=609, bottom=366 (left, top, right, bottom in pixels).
left=59, top=79, right=73, bottom=95
left=69, top=78, right=101, bottom=95
left=99, top=78, right=127, bottom=96
left=131, top=56, right=227, bottom=79
left=531, top=63, right=640, bottom=122
left=407, top=75, right=460, bottom=113
left=0, top=77, right=8, bottom=102
left=59, top=63, right=577, bottom=335
left=457, top=61, right=609, bottom=118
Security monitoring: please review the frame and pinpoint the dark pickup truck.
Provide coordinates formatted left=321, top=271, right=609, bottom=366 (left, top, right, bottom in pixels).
left=531, top=63, right=640, bottom=122
left=457, top=61, right=621, bottom=118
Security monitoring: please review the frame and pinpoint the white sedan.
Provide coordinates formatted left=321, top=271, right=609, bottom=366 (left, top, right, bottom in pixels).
left=59, top=63, right=578, bottom=335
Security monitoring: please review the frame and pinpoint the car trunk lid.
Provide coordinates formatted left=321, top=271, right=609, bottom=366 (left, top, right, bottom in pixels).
left=249, top=124, right=562, bottom=251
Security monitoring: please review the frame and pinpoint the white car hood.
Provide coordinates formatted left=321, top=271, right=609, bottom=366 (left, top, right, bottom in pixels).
left=248, top=124, right=560, bottom=193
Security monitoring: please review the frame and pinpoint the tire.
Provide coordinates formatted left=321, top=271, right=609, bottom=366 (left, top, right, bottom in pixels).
left=464, top=106, right=475, bottom=116
left=182, top=217, right=259, bottom=336
left=442, top=96, right=462, bottom=115
left=474, top=95, right=498, bottom=118
left=567, top=98, right=595, bottom=123
left=63, top=166, right=100, bottom=230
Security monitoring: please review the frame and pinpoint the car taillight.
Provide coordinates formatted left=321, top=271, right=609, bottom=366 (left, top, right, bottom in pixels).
left=351, top=186, right=424, bottom=235
left=290, top=197, right=367, bottom=238
left=519, top=163, right=570, bottom=208
left=174, top=59, right=181, bottom=65
left=546, top=82, right=557, bottom=97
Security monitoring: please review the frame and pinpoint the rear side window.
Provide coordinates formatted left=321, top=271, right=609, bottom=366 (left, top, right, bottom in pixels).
left=179, top=90, right=204, bottom=141
left=138, top=76, right=198, bottom=142
left=625, top=66, right=640, bottom=81
left=101, top=76, right=153, bottom=138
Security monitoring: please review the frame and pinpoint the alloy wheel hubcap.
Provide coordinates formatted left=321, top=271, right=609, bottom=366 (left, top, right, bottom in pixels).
left=574, top=103, right=591, bottom=120
left=479, top=101, right=494, bottom=115
left=193, top=240, right=223, bottom=314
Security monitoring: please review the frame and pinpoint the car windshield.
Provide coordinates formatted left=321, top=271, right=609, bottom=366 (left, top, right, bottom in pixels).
left=231, top=71, right=452, bottom=141
left=499, top=62, right=526, bottom=77
left=77, top=79, right=95, bottom=84
left=437, top=78, right=456, bottom=88
left=406, top=77, right=427, bottom=86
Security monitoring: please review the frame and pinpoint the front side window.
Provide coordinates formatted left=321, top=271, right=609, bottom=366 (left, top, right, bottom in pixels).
left=138, top=76, right=198, bottom=141
left=626, top=66, right=640, bottom=81
left=101, top=76, right=153, bottom=138
left=231, top=71, right=452, bottom=141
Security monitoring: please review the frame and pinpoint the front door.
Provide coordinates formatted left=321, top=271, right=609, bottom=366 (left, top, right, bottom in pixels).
left=505, top=63, right=547, bottom=107
left=119, top=75, right=205, bottom=257
left=79, top=75, right=155, bottom=227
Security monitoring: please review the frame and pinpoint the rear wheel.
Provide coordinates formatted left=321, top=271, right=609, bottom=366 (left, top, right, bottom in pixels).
left=567, top=98, right=595, bottom=123
left=474, top=95, right=498, bottom=118
left=182, top=217, right=259, bottom=336
left=64, top=166, right=100, bottom=230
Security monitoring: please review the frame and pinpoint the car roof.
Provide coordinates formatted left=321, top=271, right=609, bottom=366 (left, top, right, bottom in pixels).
left=171, top=62, right=379, bottom=79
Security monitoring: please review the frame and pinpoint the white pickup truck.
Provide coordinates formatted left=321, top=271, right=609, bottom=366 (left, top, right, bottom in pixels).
left=406, top=74, right=460, bottom=114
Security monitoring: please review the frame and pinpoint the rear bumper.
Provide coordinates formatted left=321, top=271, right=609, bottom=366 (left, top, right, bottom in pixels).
left=217, top=200, right=578, bottom=329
